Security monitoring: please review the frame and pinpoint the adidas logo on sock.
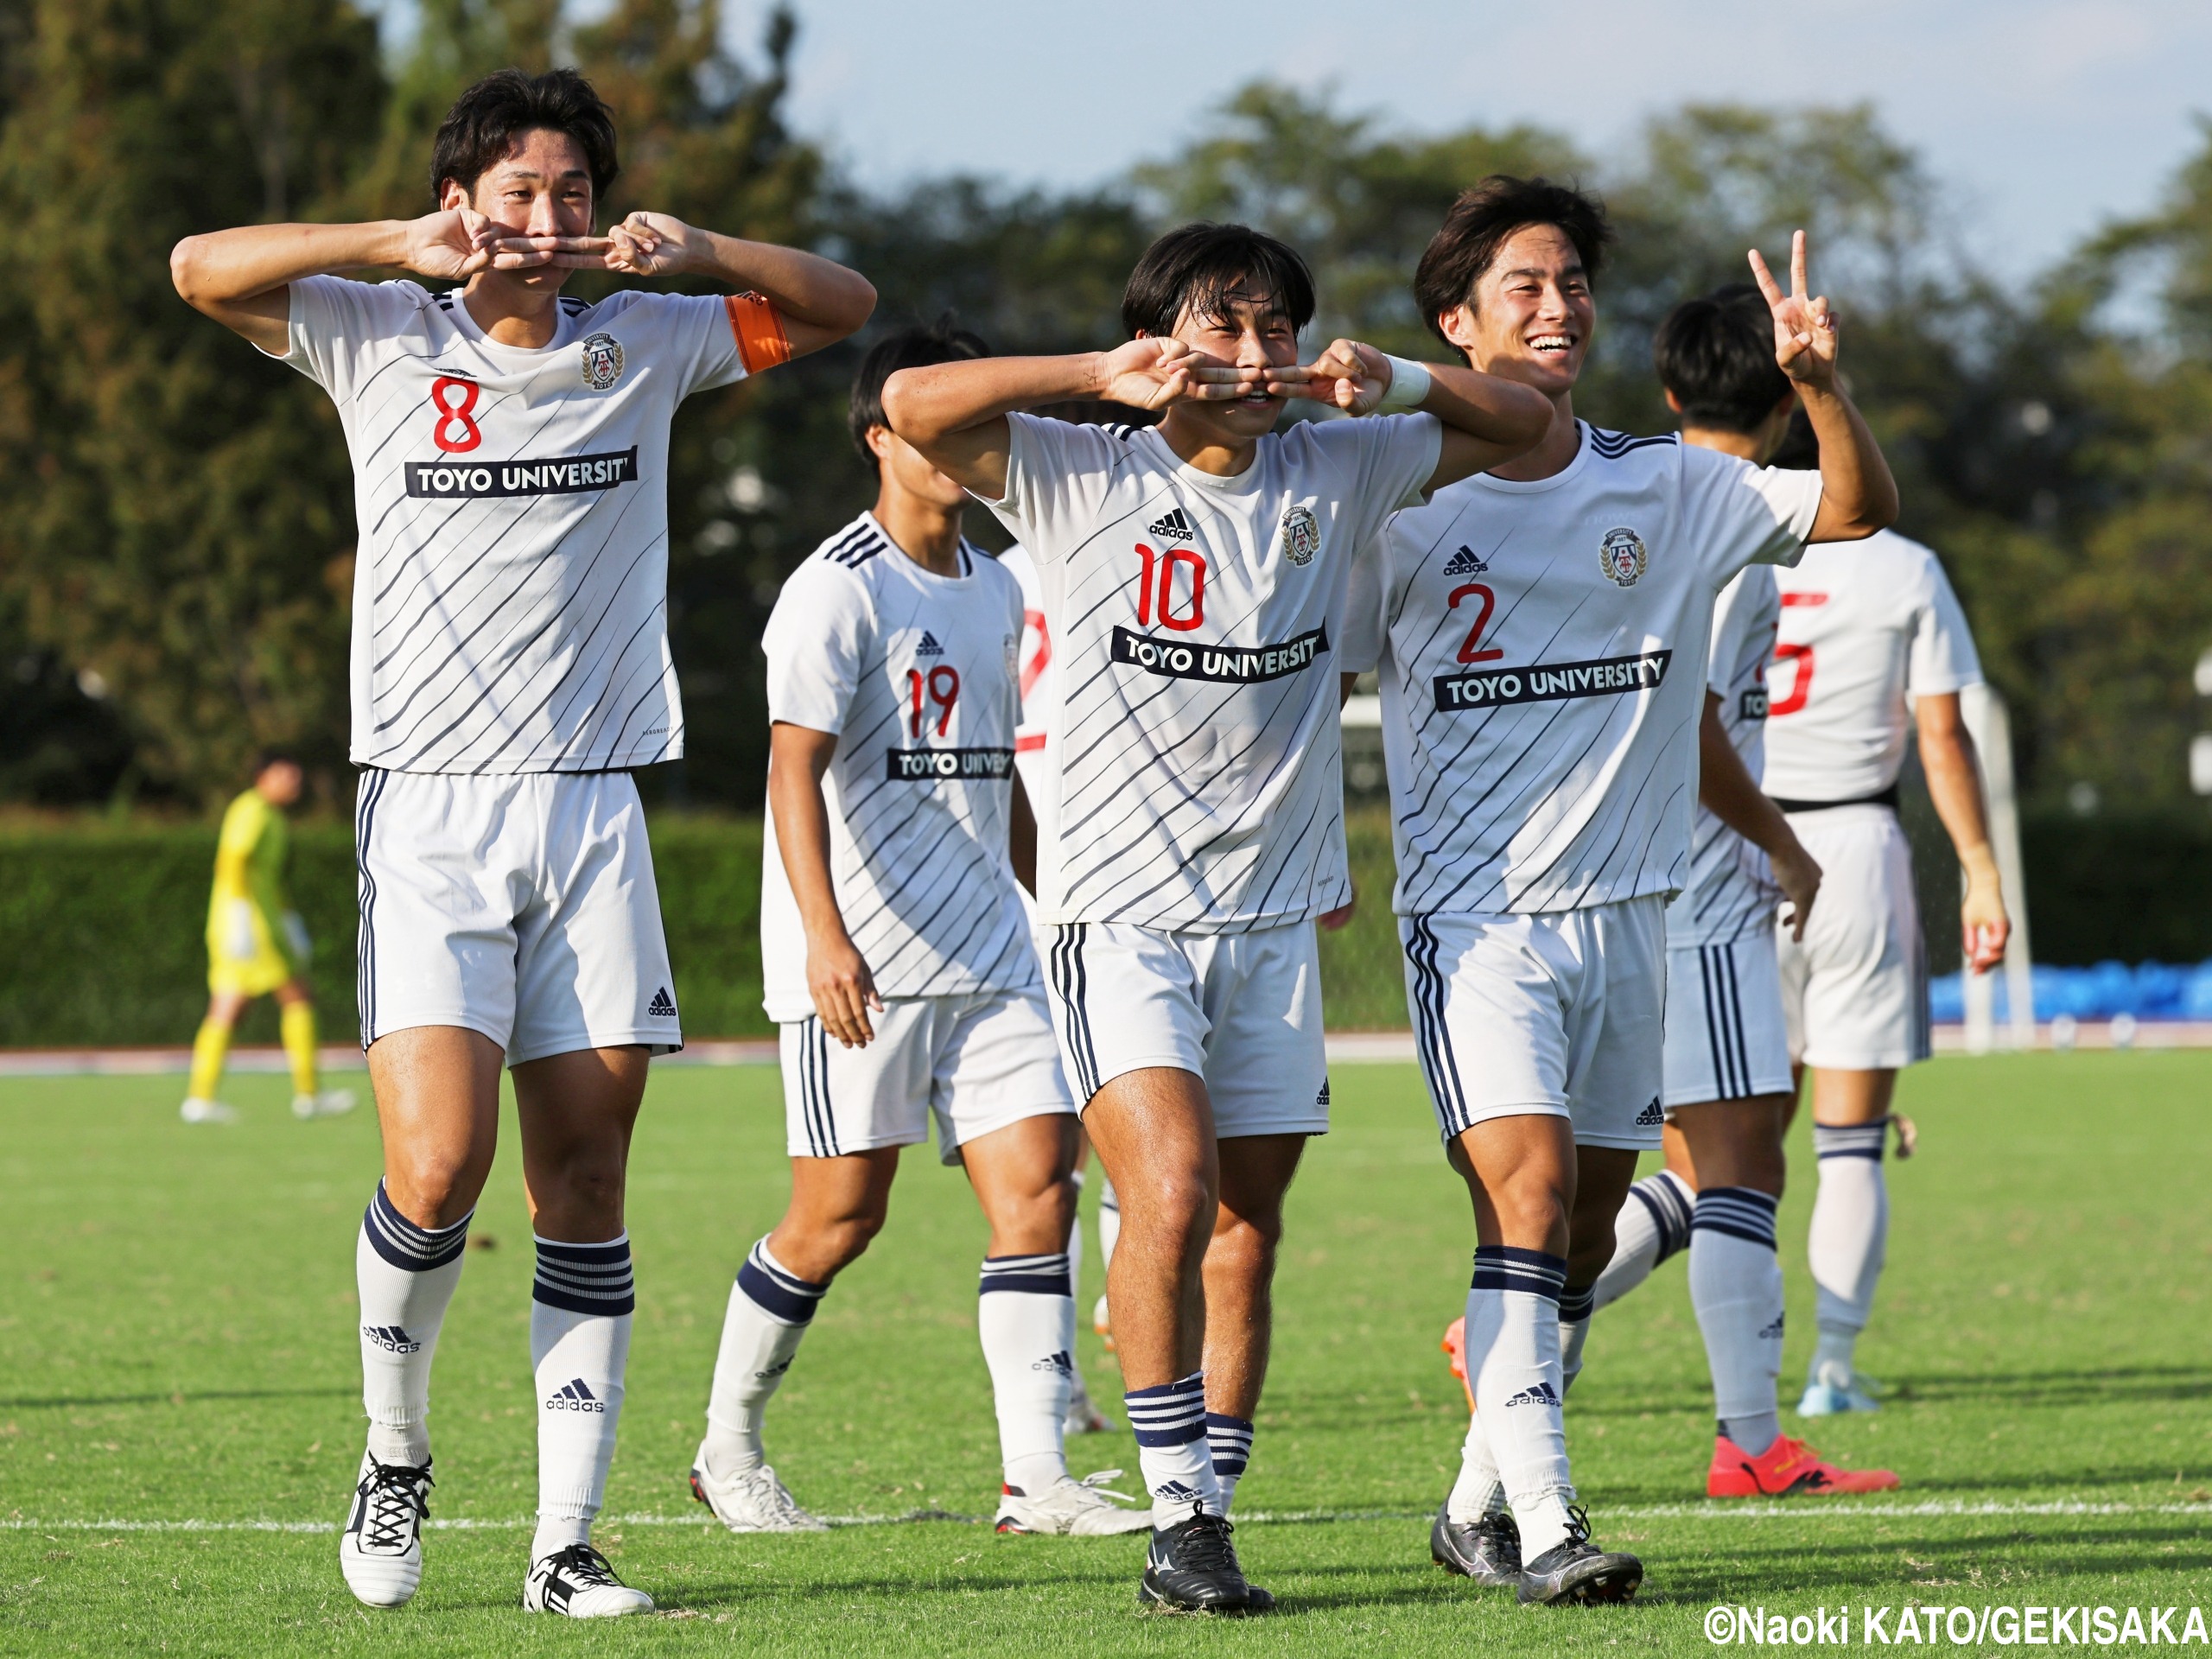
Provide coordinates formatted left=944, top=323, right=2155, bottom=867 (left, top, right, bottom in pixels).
left=915, top=630, right=945, bottom=656
left=647, top=987, right=677, bottom=1018
left=1032, top=1350, right=1076, bottom=1378
left=1442, top=543, right=1490, bottom=575
left=361, top=1324, right=421, bottom=1354
left=1146, top=507, right=1196, bottom=543
left=1503, top=1381, right=1561, bottom=1408
left=1154, top=1480, right=1203, bottom=1503
left=546, top=1378, right=606, bottom=1414
left=1636, top=1096, right=1664, bottom=1126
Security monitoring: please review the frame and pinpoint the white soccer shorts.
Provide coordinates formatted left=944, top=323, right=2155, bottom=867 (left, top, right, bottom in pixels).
left=1662, top=932, right=1796, bottom=1108
left=1401, top=895, right=1667, bottom=1151
left=354, top=769, right=681, bottom=1064
left=1777, top=804, right=1932, bottom=1071
left=1039, top=920, right=1331, bottom=1139
left=779, top=986, right=1074, bottom=1164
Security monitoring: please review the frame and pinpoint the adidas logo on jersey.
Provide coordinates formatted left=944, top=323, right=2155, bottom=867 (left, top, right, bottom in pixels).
left=647, top=987, right=677, bottom=1018
left=546, top=1378, right=606, bottom=1413
left=1146, top=507, right=1196, bottom=543
left=1503, top=1382, right=1561, bottom=1408
left=361, top=1324, right=421, bottom=1354
left=1442, top=543, right=1491, bottom=576
left=915, top=631, right=945, bottom=657
left=1636, top=1097, right=1664, bottom=1126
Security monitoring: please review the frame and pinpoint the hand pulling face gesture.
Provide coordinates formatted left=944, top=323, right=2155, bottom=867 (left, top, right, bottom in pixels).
left=1748, top=230, right=1840, bottom=391
left=401, top=207, right=508, bottom=281
left=1300, top=338, right=1388, bottom=415
left=599, top=211, right=696, bottom=276
left=1099, top=337, right=1267, bottom=410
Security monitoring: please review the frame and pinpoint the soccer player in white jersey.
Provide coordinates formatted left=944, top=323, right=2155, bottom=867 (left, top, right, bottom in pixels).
left=692, top=326, right=1145, bottom=1540
left=1580, top=286, right=1896, bottom=1501
left=1344, top=178, right=1897, bottom=1603
left=1765, top=458, right=2008, bottom=1418
left=883, top=223, right=1552, bottom=1613
left=169, top=69, right=874, bottom=1616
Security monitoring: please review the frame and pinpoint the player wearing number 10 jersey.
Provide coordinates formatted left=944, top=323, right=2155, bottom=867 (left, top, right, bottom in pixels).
left=1347, top=179, right=1898, bottom=1603
left=885, top=222, right=1552, bottom=1613
left=170, top=68, right=874, bottom=1618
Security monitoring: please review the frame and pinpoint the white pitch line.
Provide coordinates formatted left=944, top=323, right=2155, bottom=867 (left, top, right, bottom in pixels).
left=7, top=1500, right=2201, bottom=1535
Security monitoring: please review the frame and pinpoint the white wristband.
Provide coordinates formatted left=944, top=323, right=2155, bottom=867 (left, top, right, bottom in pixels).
left=1376, top=353, right=1432, bottom=413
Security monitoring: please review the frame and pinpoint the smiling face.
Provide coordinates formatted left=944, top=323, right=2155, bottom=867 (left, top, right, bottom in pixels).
left=1150, top=283, right=1303, bottom=444
left=441, top=126, right=596, bottom=291
left=1436, top=223, right=1595, bottom=397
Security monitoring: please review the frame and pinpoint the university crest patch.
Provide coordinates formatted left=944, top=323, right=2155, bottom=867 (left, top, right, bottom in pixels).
left=1599, top=526, right=1648, bottom=587
left=580, top=331, right=626, bottom=391
left=1280, top=504, right=1321, bottom=567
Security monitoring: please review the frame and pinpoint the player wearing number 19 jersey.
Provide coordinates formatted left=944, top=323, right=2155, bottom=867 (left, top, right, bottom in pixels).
left=885, top=222, right=1552, bottom=1614
left=171, top=68, right=874, bottom=1617
left=1353, top=179, right=1898, bottom=1604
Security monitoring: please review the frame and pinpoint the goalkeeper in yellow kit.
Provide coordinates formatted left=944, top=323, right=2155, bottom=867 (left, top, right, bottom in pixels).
left=181, top=753, right=354, bottom=1124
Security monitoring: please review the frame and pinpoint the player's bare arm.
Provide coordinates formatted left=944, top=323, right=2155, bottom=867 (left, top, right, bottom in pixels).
left=1295, top=339, right=1553, bottom=492
left=767, top=721, right=882, bottom=1047
left=1694, top=690, right=1822, bottom=940
left=1746, top=231, right=1897, bottom=543
left=1914, top=691, right=2010, bottom=973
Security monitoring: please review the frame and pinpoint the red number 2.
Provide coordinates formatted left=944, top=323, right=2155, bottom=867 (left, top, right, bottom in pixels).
left=429, top=376, right=481, bottom=453
left=1135, top=543, right=1206, bottom=632
left=1448, top=582, right=1504, bottom=664
left=907, top=665, right=960, bottom=737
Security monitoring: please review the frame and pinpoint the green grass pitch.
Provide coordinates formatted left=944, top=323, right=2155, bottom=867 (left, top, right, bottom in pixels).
left=4, top=1052, right=2209, bottom=1655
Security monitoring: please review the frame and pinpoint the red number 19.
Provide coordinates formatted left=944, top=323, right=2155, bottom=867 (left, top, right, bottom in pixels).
left=907, top=665, right=959, bottom=737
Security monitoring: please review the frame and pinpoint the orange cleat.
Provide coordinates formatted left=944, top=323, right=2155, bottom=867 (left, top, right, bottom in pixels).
left=1441, top=1316, right=1476, bottom=1412
left=1707, top=1433, right=1899, bottom=1498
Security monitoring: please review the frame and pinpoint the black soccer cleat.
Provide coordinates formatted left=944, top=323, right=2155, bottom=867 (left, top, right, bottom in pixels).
left=1432, top=1502, right=1522, bottom=1588
left=1136, top=1507, right=1273, bottom=1615
left=1517, top=1505, right=1643, bottom=1605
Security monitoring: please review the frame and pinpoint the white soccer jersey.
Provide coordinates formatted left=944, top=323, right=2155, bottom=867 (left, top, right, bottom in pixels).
left=983, top=410, right=1441, bottom=933
left=759, top=514, right=1036, bottom=1019
left=1343, top=423, right=1822, bottom=917
left=1764, top=529, right=1982, bottom=803
left=1669, top=564, right=1784, bottom=948
left=998, top=541, right=1054, bottom=806
left=280, top=276, right=773, bottom=772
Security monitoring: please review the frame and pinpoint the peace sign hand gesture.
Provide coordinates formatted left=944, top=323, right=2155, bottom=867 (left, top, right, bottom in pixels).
left=1748, top=230, right=1840, bottom=391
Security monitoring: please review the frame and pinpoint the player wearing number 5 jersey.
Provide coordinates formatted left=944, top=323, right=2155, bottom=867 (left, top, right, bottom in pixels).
left=1347, top=179, right=1897, bottom=1604
left=170, top=67, right=874, bottom=1618
left=884, top=222, right=1552, bottom=1614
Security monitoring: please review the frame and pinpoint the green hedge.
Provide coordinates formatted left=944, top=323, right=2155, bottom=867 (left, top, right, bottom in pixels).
left=1, top=804, right=2198, bottom=1048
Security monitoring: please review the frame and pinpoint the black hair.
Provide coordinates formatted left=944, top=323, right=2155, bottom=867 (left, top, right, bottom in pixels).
left=253, top=749, right=301, bottom=773
left=1121, top=222, right=1316, bottom=339
left=850, top=320, right=991, bottom=470
left=429, top=68, right=620, bottom=212
left=1654, top=283, right=1793, bottom=435
left=1414, top=175, right=1613, bottom=347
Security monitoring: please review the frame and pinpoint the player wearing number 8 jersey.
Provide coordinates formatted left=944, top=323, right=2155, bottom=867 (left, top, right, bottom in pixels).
left=884, top=222, right=1552, bottom=1613
left=1347, top=180, right=1898, bottom=1603
left=171, top=68, right=874, bottom=1617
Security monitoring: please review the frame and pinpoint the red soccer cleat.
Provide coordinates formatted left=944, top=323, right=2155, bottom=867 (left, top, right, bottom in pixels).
left=1442, top=1316, right=1476, bottom=1412
left=1707, top=1433, right=1899, bottom=1498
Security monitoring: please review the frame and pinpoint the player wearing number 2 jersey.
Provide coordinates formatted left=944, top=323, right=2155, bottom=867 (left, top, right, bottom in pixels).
left=1351, top=180, right=1897, bottom=1604
left=885, top=222, right=1552, bottom=1614
left=171, top=68, right=874, bottom=1618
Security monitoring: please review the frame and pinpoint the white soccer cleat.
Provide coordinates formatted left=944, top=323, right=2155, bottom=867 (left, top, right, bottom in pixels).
left=293, top=1088, right=357, bottom=1119
left=522, top=1542, right=653, bottom=1618
left=994, top=1470, right=1154, bottom=1535
left=180, top=1096, right=238, bottom=1125
left=689, top=1444, right=828, bottom=1533
left=1798, top=1364, right=1882, bottom=1416
left=1065, top=1377, right=1116, bottom=1435
left=339, top=1452, right=432, bottom=1607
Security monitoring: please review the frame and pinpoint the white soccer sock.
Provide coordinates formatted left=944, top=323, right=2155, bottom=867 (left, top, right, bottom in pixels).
left=530, top=1235, right=635, bottom=1560
left=1465, top=1248, right=1577, bottom=1561
left=1124, top=1373, right=1220, bottom=1529
left=977, top=1253, right=1074, bottom=1495
left=1559, top=1286, right=1595, bottom=1396
left=704, top=1238, right=828, bottom=1476
left=1205, top=1413, right=1254, bottom=1515
left=1444, top=1405, right=1507, bottom=1524
left=356, top=1180, right=469, bottom=1467
left=1688, top=1186, right=1784, bottom=1456
left=1808, top=1122, right=1888, bottom=1383
left=1592, top=1169, right=1694, bottom=1312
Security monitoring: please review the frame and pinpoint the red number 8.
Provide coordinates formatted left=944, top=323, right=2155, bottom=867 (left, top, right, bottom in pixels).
left=429, top=377, right=482, bottom=453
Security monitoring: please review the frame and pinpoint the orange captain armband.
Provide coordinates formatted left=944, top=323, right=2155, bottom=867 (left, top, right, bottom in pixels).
left=726, top=291, right=792, bottom=374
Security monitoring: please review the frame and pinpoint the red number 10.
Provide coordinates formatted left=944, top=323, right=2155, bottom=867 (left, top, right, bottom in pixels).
left=1135, top=543, right=1206, bottom=631
left=1449, top=582, right=1503, bottom=664
left=907, top=665, right=959, bottom=737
